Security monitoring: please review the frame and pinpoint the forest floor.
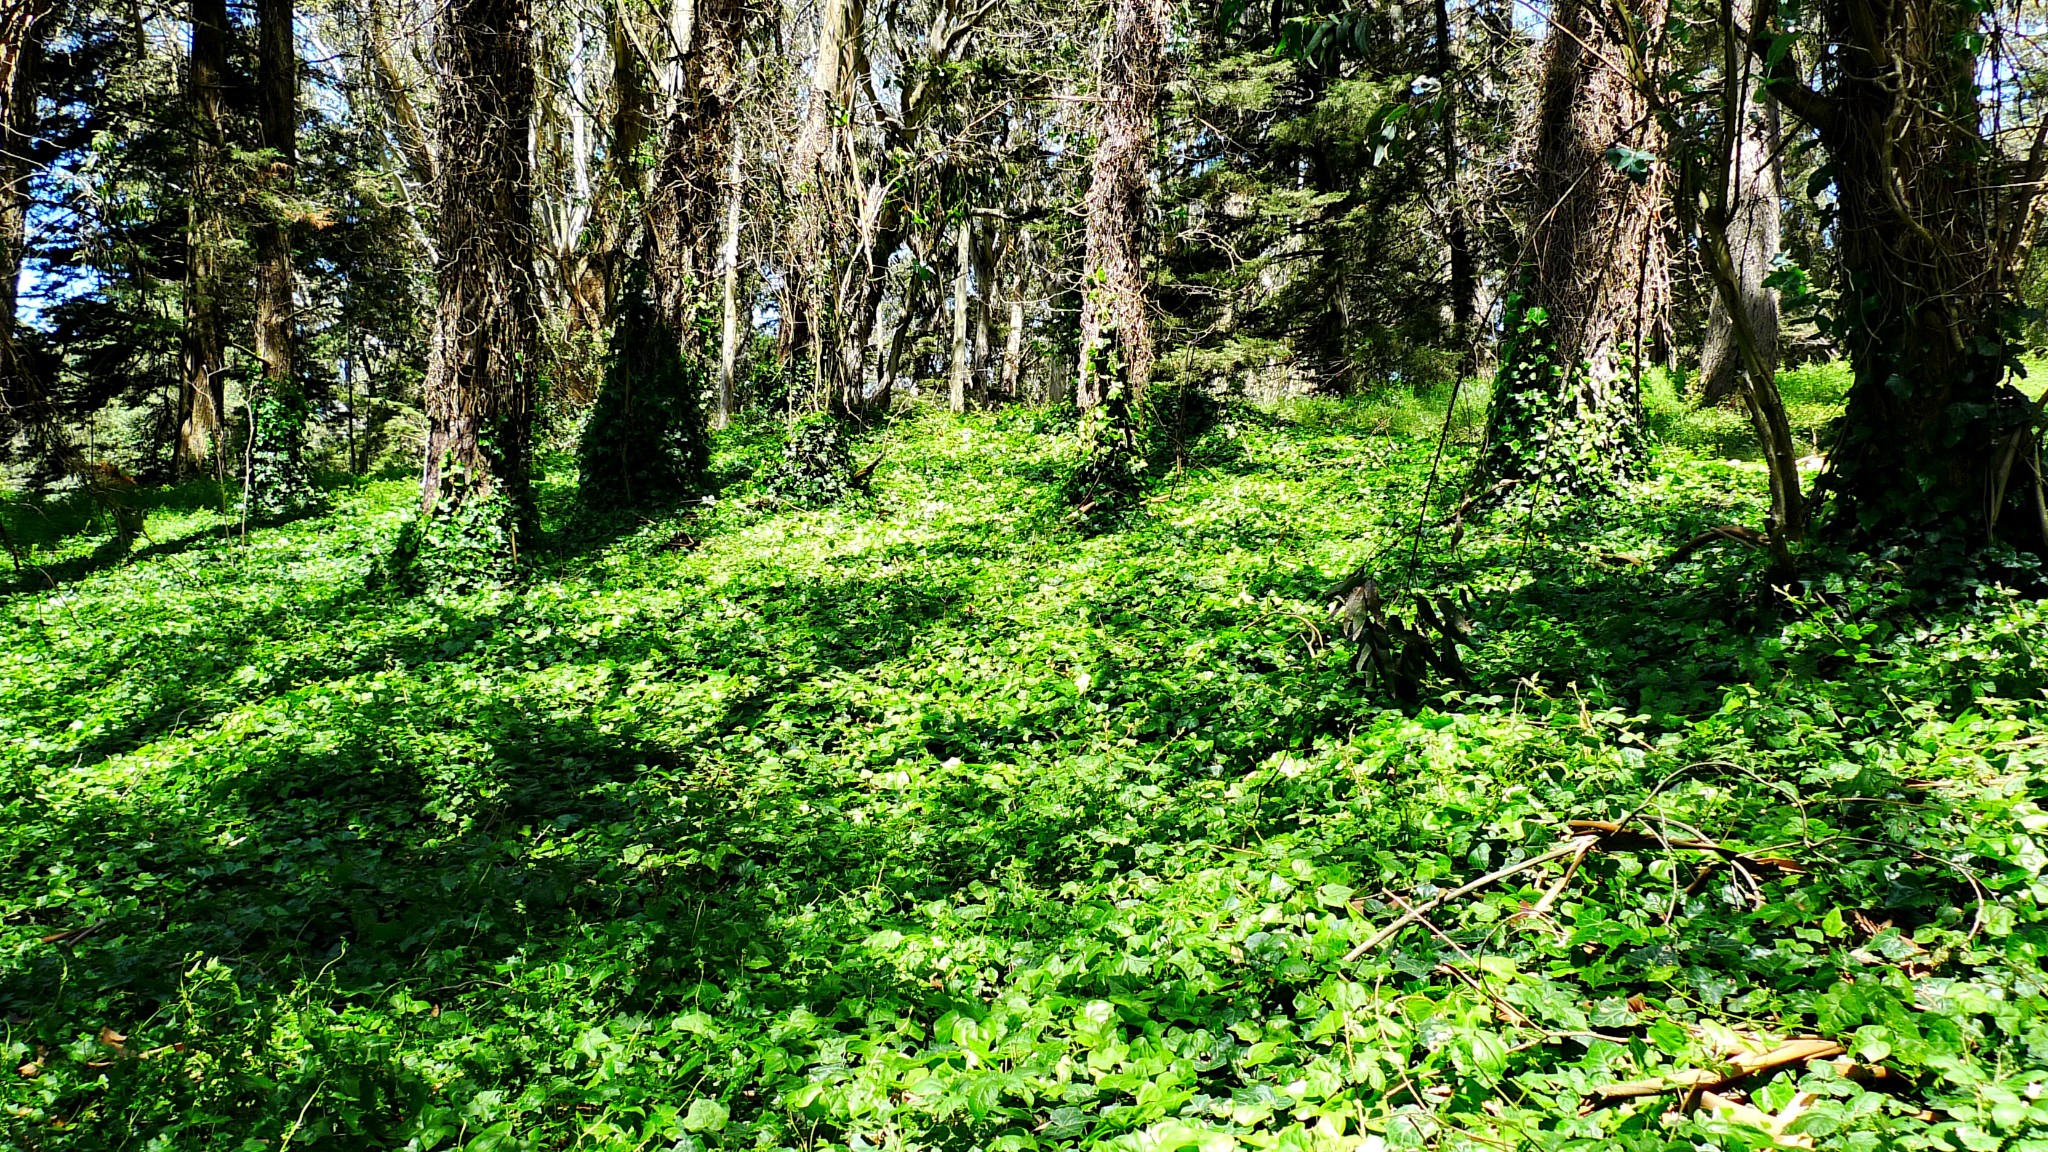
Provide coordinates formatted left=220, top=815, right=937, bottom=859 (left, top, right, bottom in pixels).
left=6, top=368, right=2048, bottom=1151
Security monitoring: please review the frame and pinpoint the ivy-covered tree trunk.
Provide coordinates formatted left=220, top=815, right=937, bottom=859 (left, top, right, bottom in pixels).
left=1076, top=0, right=1165, bottom=421
left=647, top=0, right=744, bottom=333
left=1474, top=0, right=1669, bottom=500
left=1758, top=0, right=2043, bottom=552
left=245, top=0, right=319, bottom=518
left=178, top=0, right=229, bottom=478
left=418, top=0, right=537, bottom=585
left=579, top=0, right=744, bottom=507
left=1697, top=82, right=1779, bottom=408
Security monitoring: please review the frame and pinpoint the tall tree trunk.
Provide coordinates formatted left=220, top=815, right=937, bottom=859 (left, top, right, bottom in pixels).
left=1698, top=84, right=1780, bottom=407
left=950, top=214, right=971, bottom=413
left=1756, top=0, right=2043, bottom=550
left=1474, top=0, right=1669, bottom=500
left=0, top=0, right=61, bottom=470
left=648, top=0, right=745, bottom=332
left=418, top=0, right=537, bottom=582
left=1433, top=0, right=1475, bottom=373
left=580, top=0, right=746, bottom=507
left=246, top=0, right=319, bottom=518
left=785, top=0, right=863, bottom=410
left=1076, top=0, right=1166, bottom=429
left=716, top=143, right=743, bottom=429
left=1001, top=230, right=1030, bottom=400
left=179, top=0, right=229, bottom=477
left=365, top=0, right=437, bottom=189
left=971, top=226, right=993, bottom=397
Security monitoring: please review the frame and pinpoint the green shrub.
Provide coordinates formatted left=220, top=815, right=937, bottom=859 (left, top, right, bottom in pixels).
left=763, top=411, right=861, bottom=505
left=576, top=275, right=711, bottom=510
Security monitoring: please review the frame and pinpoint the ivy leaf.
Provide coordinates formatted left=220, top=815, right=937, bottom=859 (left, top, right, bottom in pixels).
left=1603, top=144, right=1657, bottom=184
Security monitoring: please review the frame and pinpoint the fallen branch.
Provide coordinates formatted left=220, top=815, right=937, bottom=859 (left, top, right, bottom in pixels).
left=1667, top=523, right=1771, bottom=564
left=1344, top=834, right=1599, bottom=961
left=1595, top=1038, right=1845, bottom=1099
left=1566, top=819, right=1805, bottom=874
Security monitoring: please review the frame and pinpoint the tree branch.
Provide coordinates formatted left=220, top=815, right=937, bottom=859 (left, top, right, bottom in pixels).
left=1736, top=0, right=1833, bottom=132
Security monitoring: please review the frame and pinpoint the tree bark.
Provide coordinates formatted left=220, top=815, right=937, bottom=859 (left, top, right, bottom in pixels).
left=1076, top=0, right=1166, bottom=418
left=587, top=0, right=745, bottom=500
left=716, top=143, right=743, bottom=429
left=1474, top=0, right=1669, bottom=500
left=1433, top=0, right=1476, bottom=374
left=364, top=0, right=437, bottom=189
left=785, top=0, right=863, bottom=409
left=0, top=0, right=60, bottom=467
left=950, top=214, right=971, bottom=413
left=647, top=0, right=745, bottom=333
left=1698, top=83, right=1779, bottom=407
left=419, top=0, right=537, bottom=581
left=179, top=0, right=229, bottom=477
left=1002, top=290, right=1025, bottom=400
left=971, top=224, right=993, bottom=397
left=1755, top=0, right=2041, bottom=549
left=246, top=0, right=320, bottom=518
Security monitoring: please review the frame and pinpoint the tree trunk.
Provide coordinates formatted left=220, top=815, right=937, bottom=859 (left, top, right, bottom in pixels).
left=1433, top=0, right=1475, bottom=374
left=716, top=143, right=744, bottom=430
left=246, top=0, right=320, bottom=519
left=1002, top=293, right=1024, bottom=401
left=584, top=0, right=744, bottom=503
left=950, top=214, right=971, bottom=413
left=1756, top=0, right=2042, bottom=550
left=1474, top=0, right=1669, bottom=500
left=418, top=0, right=537, bottom=583
left=1076, top=0, right=1166, bottom=420
left=648, top=0, right=745, bottom=333
left=1698, top=84, right=1780, bottom=407
left=972, top=226, right=993, bottom=400
left=0, top=0, right=61, bottom=469
left=365, top=0, right=436, bottom=190
left=785, top=0, right=863, bottom=410
left=179, top=0, right=229, bottom=478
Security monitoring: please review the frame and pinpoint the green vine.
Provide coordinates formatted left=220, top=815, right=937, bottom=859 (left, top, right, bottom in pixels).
left=242, top=394, right=323, bottom=523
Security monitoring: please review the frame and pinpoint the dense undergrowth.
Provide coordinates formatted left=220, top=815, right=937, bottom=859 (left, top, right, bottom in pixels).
left=5, top=379, right=2048, bottom=1151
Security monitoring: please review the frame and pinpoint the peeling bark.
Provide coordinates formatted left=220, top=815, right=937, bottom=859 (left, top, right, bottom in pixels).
left=178, top=0, right=229, bottom=476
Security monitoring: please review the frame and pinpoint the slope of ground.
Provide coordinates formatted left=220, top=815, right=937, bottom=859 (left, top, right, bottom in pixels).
left=4, top=399, right=2047, bottom=1151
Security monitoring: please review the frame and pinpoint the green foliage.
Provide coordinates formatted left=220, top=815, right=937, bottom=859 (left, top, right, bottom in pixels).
left=6, top=397, right=2048, bottom=1150
left=393, top=464, right=523, bottom=597
left=577, top=279, right=712, bottom=511
left=1478, top=300, right=1648, bottom=501
left=243, top=394, right=326, bottom=523
left=763, top=412, right=862, bottom=506
left=1654, top=362, right=1850, bottom=459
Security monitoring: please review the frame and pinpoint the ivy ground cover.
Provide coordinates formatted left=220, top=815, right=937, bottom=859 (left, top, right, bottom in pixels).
left=6, top=401, right=2048, bottom=1150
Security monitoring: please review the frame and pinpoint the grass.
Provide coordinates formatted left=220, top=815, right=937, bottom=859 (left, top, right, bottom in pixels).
left=4, top=387, right=2048, bottom=1151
